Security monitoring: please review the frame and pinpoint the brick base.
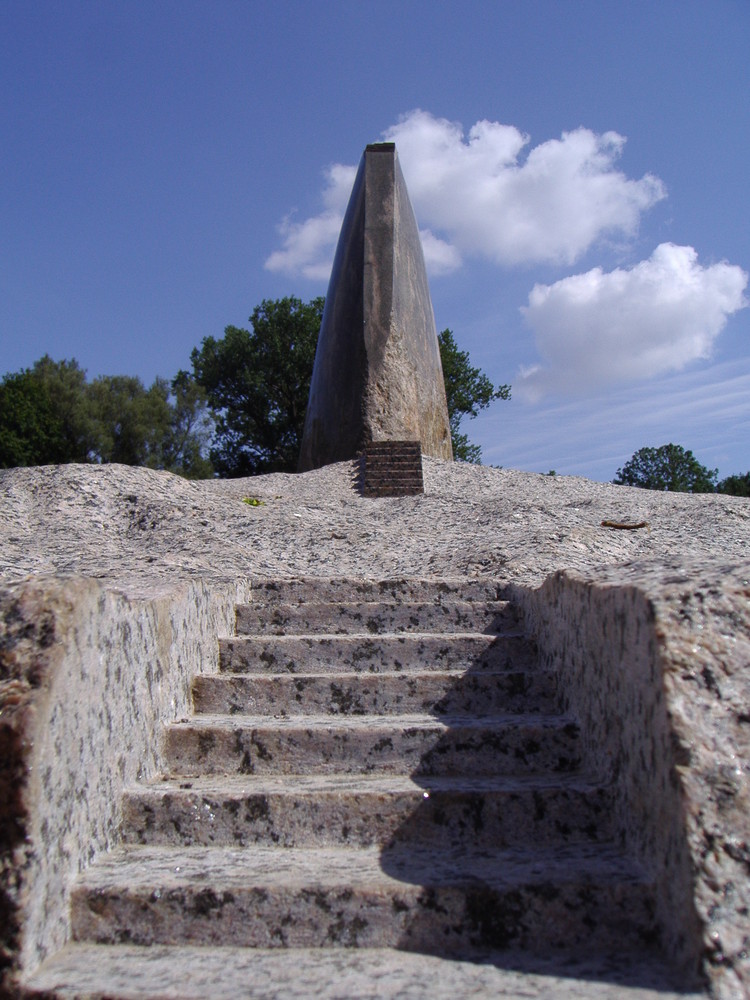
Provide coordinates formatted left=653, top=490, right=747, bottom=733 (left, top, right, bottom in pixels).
left=361, top=441, right=424, bottom=497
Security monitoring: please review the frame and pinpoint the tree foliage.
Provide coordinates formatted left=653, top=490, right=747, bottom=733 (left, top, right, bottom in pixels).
left=717, top=472, right=750, bottom=497
left=614, top=444, right=718, bottom=493
left=0, top=356, right=214, bottom=477
left=191, top=296, right=324, bottom=477
left=438, top=328, right=510, bottom=463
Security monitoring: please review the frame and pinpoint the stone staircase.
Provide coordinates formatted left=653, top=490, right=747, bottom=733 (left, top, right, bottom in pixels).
left=26, top=578, right=673, bottom=998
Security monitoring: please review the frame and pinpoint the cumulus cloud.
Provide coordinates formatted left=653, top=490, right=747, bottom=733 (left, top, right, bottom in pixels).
left=519, top=243, right=748, bottom=399
left=264, top=164, right=356, bottom=281
left=265, top=110, right=665, bottom=280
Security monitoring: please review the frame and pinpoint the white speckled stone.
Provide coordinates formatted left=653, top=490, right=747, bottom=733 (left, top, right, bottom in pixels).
left=162, top=712, right=582, bottom=777
left=235, top=599, right=519, bottom=636
left=218, top=633, right=532, bottom=674
left=68, top=842, right=656, bottom=953
left=25, top=943, right=703, bottom=999
left=120, top=772, right=614, bottom=849
left=5, top=459, right=748, bottom=997
left=1, top=574, right=250, bottom=986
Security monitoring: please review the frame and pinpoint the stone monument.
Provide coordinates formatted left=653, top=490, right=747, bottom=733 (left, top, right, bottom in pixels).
left=298, top=143, right=453, bottom=471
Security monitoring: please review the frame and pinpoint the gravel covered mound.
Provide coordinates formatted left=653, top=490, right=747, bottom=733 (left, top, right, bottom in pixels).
left=1, top=459, right=748, bottom=596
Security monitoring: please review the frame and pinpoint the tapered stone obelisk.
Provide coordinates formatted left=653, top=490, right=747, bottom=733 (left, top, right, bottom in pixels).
left=298, top=143, right=453, bottom=471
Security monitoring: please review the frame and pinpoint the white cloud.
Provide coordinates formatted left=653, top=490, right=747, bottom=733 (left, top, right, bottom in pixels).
left=385, top=111, right=664, bottom=266
left=418, top=228, right=462, bottom=275
left=264, top=164, right=356, bottom=280
left=519, top=243, right=748, bottom=399
left=265, top=110, right=665, bottom=280
left=480, top=358, right=750, bottom=481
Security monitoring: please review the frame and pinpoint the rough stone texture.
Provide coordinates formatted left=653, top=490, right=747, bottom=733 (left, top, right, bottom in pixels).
left=298, top=144, right=452, bottom=470
left=25, top=944, right=703, bottom=999
left=512, top=564, right=750, bottom=1000
left=2, top=459, right=750, bottom=998
left=38, top=582, right=670, bottom=994
left=0, top=574, right=248, bottom=992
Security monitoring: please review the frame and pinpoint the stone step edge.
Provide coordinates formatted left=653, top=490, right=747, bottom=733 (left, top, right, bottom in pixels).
left=22, top=943, right=704, bottom=1000
left=202, top=667, right=546, bottom=680
left=71, top=842, right=649, bottom=891
left=228, top=630, right=528, bottom=641
left=247, top=578, right=512, bottom=601
left=237, top=598, right=516, bottom=609
left=125, top=771, right=608, bottom=795
left=167, top=711, right=578, bottom=730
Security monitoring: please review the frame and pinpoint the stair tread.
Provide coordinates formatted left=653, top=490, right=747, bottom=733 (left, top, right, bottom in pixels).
left=225, top=630, right=527, bottom=640
left=24, top=943, right=703, bottom=1000
left=169, top=712, right=575, bottom=730
left=129, top=771, right=603, bottom=796
left=206, top=667, right=549, bottom=680
left=75, top=842, right=649, bottom=891
left=238, top=600, right=513, bottom=611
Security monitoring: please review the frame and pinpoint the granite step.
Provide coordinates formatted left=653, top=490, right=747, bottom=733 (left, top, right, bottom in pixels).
left=120, top=773, right=614, bottom=849
left=69, top=843, right=657, bottom=955
left=218, top=633, right=534, bottom=675
left=235, top=600, right=520, bottom=636
left=249, top=577, right=507, bottom=605
left=23, top=943, right=704, bottom=1000
left=27, top=578, right=670, bottom=999
left=163, top=713, right=582, bottom=777
left=192, top=668, right=559, bottom=717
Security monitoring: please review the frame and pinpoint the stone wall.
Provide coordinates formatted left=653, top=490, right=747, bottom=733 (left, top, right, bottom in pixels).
left=513, top=563, right=750, bottom=999
left=0, top=574, right=250, bottom=993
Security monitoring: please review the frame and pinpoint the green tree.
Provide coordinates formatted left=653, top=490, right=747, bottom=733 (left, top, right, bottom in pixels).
left=0, top=357, right=93, bottom=468
left=438, top=328, right=511, bottom=463
left=614, top=444, right=718, bottom=493
left=0, top=370, right=67, bottom=467
left=86, top=374, right=172, bottom=466
left=717, top=472, right=750, bottom=497
left=161, top=371, right=215, bottom=479
left=191, top=296, right=324, bottom=476
left=0, top=358, right=213, bottom=477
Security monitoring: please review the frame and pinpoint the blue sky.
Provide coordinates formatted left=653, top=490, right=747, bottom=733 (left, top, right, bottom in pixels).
left=2, top=0, right=748, bottom=481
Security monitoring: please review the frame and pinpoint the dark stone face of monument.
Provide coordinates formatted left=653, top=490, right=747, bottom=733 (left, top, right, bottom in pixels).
left=298, top=143, right=453, bottom=471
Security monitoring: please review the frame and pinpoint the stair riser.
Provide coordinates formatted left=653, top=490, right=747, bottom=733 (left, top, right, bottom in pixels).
left=236, top=602, right=519, bottom=636
left=192, top=671, right=558, bottom=717
left=71, top=880, right=656, bottom=954
left=250, top=579, right=507, bottom=605
left=163, top=723, right=582, bottom=778
left=219, top=635, right=535, bottom=675
left=121, top=786, right=614, bottom=849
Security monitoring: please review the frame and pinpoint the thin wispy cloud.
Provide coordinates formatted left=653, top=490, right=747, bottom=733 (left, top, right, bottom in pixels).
left=518, top=243, right=748, bottom=399
left=482, top=358, right=750, bottom=479
left=265, top=109, right=665, bottom=279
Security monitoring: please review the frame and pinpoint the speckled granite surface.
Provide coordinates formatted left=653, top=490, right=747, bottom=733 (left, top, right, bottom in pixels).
left=2, top=460, right=749, bottom=998
left=0, top=575, right=249, bottom=991
left=27, top=944, right=703, bottom=999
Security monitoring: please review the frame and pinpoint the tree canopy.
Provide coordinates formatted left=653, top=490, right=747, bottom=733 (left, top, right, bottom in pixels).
left=716, top=472, right=750, bottom=497
left=614, top=444, right=718, bottom=493
left=0, top=357, right=214, bottom=477
left=438, top=328, right=510, bottom=463
left=191, top=296, right=324, bottom=477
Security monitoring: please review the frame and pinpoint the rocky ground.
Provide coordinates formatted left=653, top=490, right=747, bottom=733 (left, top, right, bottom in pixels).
left=1, top=458, right=748, bottom=596
left=2, top=459, right=749, bottom=999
